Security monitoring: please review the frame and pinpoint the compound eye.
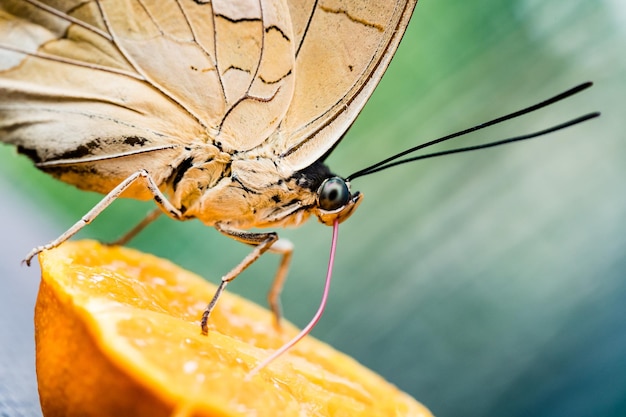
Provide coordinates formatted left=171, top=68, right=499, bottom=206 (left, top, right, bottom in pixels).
left=318, top=177, right=350, bottom=211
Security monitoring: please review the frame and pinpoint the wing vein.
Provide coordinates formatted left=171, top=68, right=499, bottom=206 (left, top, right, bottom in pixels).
left=295, top=0, right=319, bottom=57
left=0, top=43, right=144, bottom=80
left=35, top=145, right=179, bottom=167
left=23, top=0, right=113, bottom=41
left=244, top=0, right=265, bottom=101
left=93, top=0, right=209, bottom=130
left=175, top=0, right=226, bottom=103
left=209, top=6, right=228, bottom=106
left=218, top=0, right=267, bottom=133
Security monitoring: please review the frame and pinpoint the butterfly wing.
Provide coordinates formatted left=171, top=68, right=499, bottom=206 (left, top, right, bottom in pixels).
left=0, top=0, right=415, bottom=194
left=277, top=0, right=417, bottom=171
left=95, top=0, right=296, bottom=152
left=0, top=1, right=197, bottom=196
left=0, top=0, right=297, bottom=196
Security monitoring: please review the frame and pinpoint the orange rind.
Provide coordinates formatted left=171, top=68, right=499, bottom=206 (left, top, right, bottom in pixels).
left=35, top=240, right=432, bottom=417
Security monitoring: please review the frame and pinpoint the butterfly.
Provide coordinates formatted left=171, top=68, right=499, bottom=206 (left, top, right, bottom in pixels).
left=0, top=0, right=418, bottom=327
left=0, top=0, right=597, bottom=359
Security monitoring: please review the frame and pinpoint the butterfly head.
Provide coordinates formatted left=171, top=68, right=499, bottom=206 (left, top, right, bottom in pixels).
left=313, top=177, right=363, bottom=226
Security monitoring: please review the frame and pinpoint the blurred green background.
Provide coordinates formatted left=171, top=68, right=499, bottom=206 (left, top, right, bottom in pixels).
left=1, top=0, right=624, bottom=416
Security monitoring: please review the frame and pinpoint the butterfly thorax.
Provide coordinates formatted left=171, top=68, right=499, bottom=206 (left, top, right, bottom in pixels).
left=172, top=147, right=356, bottom=230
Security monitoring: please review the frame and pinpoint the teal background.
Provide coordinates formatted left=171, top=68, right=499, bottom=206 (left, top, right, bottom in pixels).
left=1, top=0, right=624, bottom=416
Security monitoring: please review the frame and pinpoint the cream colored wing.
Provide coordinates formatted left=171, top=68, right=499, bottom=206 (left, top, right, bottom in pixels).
left=0, top=0, right=414, bottom=189
left=0, top=0, right=296, bottom=195
left=278, top=0, right=416, bottom=171
left=0, top=1, right=198, bottom=195
left=97, top=0, right=295, bottom=152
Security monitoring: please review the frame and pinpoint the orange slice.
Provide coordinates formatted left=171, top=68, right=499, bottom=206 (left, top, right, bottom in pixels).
left=35, top=240, right=432, bottom=417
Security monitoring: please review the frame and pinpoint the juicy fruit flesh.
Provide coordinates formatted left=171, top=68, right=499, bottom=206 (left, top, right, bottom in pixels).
left=35, top=240, right=432, bottom=417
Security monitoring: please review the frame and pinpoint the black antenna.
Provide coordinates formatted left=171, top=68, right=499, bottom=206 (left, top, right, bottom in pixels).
left=348, top=82, right=598, bottom=181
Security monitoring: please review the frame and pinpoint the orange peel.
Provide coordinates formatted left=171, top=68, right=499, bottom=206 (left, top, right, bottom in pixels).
left=35, top=240, right=432, bottom=417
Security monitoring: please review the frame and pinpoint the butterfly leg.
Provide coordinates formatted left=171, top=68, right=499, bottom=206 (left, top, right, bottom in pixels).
left=266, top=239, right=293, bottom=329
left=23, top=169, right=181, bottom=266
left=201, top=224, right=292, bottom=334
left=106, top=208, right=162, bottom=246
